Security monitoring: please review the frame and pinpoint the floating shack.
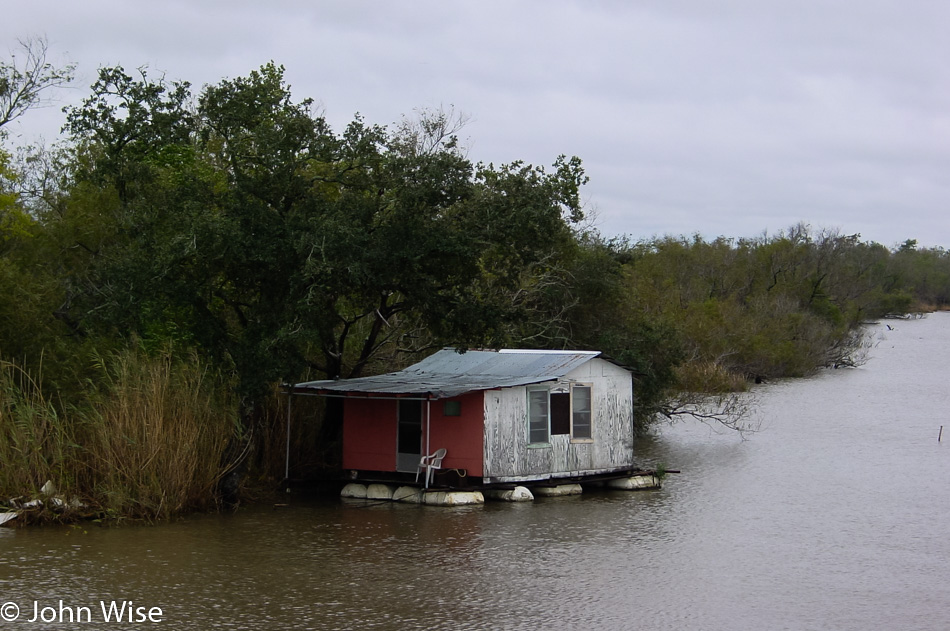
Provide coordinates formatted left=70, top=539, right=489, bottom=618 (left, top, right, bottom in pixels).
left=291, top=349, right=656, bottom=503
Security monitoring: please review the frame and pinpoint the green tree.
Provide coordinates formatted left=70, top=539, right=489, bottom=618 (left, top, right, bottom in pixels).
left=56, top=63, right=587, bottom=465
left=0, top=39, right=83, bottom=386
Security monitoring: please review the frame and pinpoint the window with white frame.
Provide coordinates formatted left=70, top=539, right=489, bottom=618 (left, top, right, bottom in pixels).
left=527, top=387, right=549, bottom=444
left=527, top=384, right=593, bottom=444
left=571, top=384, right=592, bottom=440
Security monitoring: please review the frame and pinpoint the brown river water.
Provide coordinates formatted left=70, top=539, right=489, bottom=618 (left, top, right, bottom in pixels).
left=1, top=314, right=948, bottom=630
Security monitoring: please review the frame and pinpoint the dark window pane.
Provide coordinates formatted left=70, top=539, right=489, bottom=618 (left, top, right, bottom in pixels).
left=551, top=392, right=570, bottom=434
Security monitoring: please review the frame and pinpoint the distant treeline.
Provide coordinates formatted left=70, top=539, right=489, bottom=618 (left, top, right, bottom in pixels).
left=1, top=44, right=948, bottom=520
left=564, top=229, right=948, bottom=421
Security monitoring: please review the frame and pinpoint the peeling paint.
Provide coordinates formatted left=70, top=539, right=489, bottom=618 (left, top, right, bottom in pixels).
left=483, top=358, right=635, bottom=482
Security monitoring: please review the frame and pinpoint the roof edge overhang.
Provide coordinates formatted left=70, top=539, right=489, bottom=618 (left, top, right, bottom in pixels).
left=289, top=375, right=564, bottom=400
left=290, top=348, right=629, bottom=399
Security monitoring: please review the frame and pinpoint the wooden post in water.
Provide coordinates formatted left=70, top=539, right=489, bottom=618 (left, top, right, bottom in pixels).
left=939, top=426, right=944, bottom=443
left=285, top=389, right=293, bottom=486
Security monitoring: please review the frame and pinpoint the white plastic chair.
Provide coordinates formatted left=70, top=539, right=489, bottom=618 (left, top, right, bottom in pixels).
left=415, top=448, right=447, bottom=488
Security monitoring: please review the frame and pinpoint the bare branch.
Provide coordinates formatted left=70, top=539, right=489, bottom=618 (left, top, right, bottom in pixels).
left=658, top=390, right=760, bottom=437
left=391, top=105, right=472, bottom=157
left=0, top=36, right=76, bottom=131
left=824, top=327, right=872, bottom=368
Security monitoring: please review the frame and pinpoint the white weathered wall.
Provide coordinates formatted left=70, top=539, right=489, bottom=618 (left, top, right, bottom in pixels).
left=482, top=358, right=634, bottom=482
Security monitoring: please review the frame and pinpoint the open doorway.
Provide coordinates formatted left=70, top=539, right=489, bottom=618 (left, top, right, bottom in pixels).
left=396, top=399, right=422, bottom=472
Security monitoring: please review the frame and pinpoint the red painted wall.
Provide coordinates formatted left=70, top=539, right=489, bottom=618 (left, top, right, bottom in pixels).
left=341, top=398, right=397, bottom=472
left=341, top=392, right=487, bottom=477
left=426, top=391, right=484, bottom=478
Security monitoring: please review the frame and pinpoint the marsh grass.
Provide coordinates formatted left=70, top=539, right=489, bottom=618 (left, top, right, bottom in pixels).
left=0, top=347, right=241, bottom=522
left=0, top=359, right=76, bottom=499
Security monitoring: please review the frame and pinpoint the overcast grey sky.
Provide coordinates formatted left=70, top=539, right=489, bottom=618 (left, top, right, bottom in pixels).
left=5, top=1, right=949, bottom=247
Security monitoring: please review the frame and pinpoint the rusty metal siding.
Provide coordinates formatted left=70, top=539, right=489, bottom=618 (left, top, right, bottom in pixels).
left=483, top=358, right=634, bottom=482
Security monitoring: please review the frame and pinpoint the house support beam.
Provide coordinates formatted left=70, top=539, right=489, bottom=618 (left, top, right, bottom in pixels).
left=284, top=389, right=293, bottom=483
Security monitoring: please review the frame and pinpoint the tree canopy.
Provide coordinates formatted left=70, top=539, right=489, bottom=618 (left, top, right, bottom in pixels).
left=55, top=63, right=588, bottom=416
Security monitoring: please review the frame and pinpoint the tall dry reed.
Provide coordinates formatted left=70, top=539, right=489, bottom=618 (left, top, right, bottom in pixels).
left=0, top=347, right=241, bottom=521
left=80, top=348, right=240, bottom=519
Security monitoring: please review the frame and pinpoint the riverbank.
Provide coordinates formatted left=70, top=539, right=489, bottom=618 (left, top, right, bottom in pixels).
left=5, top=315, right=948, bottom=631
left=2, top=309, right=946, bottom=527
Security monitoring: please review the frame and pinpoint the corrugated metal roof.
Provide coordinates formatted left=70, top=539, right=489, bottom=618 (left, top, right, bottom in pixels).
left=294, top=349, right=604, bottom=399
